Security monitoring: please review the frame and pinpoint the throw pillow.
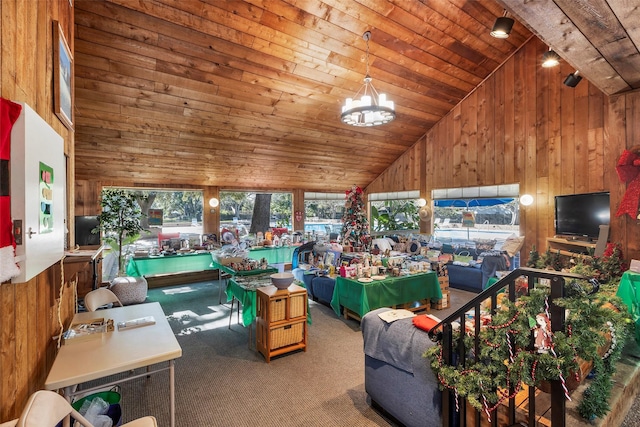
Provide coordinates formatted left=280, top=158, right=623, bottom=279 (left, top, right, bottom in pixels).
left=501, top=236, right=525, bottom=257
left=413, top=314, right=442, bottom=332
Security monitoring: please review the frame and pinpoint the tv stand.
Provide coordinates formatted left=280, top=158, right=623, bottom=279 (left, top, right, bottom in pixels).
left=547, top=237, right=596, bottom=257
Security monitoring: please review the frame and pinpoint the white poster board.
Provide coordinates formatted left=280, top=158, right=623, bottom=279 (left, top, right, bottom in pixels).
left=11, top=102, right=66, bottom=283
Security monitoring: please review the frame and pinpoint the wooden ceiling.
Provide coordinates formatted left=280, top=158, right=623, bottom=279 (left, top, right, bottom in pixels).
left=73, top=0, right=639, bottom=193
left=500, top=0, right=640, bottom=96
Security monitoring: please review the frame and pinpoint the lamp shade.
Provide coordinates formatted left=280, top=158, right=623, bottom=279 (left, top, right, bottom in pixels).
left=541, top=50, right=561, bottom=68
left=490, top=16, right=514, bottom=39
left=208, top=197, right=219, bottom=208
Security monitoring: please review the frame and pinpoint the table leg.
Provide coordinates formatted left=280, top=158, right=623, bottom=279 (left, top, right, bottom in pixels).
left=218, top=275, right=229, bottom=304
left=170, top=360, right=176, bottom=427
left=62, top=386, right=74, bottom=427
left=228, top=298, right=235, bottom=329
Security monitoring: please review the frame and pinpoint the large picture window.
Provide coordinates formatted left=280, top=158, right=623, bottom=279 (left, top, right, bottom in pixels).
left=369, top=190, right=421, bottom=232
left=219, top=191, right=292, bottom=238
left=100, top=188, right=204, bottom=281
left=303, top=192, right=344, bottom=237
left=432, top=184, right=521, bottom=245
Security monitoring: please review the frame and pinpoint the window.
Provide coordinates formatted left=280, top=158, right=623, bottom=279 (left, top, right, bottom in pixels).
left=304, top=192, right=344, bottom=236
left=219, top=191, right=292, bottom=238
left=432, top=184, right=521, bottom=245
left=369, top=190, right=421, bottom=232
left=100, top=188, right=204, bottom=281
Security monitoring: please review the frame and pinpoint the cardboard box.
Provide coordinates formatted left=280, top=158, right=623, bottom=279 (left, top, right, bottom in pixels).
left=432, top=290, right=450, bottom=310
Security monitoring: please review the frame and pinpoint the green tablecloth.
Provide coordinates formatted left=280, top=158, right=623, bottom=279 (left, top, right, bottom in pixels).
left=330, top=271, right=441, bottom=318
left=247, top=246, right=298, bottom=265
left=616, top=271, right=640, bottom=343
left=126, top=252, right=215, bottom=277
left=227, top=274, right=274, bottom=327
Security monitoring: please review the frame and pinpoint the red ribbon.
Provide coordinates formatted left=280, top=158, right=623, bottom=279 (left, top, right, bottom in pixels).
left=615, top=149, right=640, bottom=218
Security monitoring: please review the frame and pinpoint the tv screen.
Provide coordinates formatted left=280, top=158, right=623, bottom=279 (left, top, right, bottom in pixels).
left=75, top=215, right=100, bottom=246
left=554, top=192, right=610, bottom=239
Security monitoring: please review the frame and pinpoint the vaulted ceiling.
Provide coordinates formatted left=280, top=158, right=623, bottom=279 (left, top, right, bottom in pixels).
left=73, top=0, right=640, bottom=192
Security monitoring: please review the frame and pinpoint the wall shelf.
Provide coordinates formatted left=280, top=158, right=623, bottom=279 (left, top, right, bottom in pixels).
left=547, top=237, right=596, bottom=258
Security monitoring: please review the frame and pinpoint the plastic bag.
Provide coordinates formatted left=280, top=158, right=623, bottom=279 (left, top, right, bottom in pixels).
left=92, top=415, right=113, bottom=427
left=80, top=396, right=112, bottom=427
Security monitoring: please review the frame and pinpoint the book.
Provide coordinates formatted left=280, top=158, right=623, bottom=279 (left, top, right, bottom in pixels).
left=377, top=309, right=416, bottom=323
left=117, top=316, right=156, bottom=331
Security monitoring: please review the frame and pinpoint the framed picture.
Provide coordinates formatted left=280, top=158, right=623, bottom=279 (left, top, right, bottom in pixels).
left=53, top=21, right=73, bottom=130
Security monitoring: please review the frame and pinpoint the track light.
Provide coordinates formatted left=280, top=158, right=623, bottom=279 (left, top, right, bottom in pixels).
left=490, top=11, right=514, bottom=39
left=541, top=49, right=561, bottom=68
left=563, top=71, right=583, bottom=87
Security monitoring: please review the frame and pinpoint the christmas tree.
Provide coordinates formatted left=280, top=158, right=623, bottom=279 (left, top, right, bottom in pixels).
left=341, top=185, right=370, bottom=250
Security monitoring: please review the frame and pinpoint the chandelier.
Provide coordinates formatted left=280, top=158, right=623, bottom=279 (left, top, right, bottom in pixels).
left=341, top=31, right=395, bottom=127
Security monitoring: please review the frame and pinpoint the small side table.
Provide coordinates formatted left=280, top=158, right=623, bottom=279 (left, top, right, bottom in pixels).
left=256, top=284, right=307, bottom=362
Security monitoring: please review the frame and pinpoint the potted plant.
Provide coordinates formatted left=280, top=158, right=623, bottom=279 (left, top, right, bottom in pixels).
left=95, top=188, right=148, bottom=304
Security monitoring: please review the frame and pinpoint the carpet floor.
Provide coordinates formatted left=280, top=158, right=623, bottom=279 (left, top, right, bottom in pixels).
left=90, top=279, right=639, bottom=427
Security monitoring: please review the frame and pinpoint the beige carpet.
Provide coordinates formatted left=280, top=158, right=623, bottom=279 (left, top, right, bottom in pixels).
left=89, top=280, right=638, bottom=426
left=113, top=280, right=400, bottom=426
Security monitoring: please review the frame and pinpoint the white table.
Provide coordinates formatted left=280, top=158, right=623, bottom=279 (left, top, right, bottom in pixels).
left=45, top=302, right=182, bottom=427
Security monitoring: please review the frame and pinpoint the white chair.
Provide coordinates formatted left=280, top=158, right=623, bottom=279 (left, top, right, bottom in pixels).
left=9, top=390, right=157, bottom=427
left=84, top=288, right=122, bottom=312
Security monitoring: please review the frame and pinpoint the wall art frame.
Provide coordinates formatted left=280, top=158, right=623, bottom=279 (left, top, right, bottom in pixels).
left=53, top=20, right=73, bottom=130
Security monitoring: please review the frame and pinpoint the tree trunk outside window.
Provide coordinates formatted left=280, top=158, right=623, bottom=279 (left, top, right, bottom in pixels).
left=250, top=193, right=272, bottom=233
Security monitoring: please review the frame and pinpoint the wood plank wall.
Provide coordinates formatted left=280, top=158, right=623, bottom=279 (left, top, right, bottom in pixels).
left=367, top=37, right=640, bottom=261
left=0, top=0, right=75, bottom=421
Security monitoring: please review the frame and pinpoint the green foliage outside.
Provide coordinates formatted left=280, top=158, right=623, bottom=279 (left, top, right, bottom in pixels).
left=304, top=199, right=344, bottom=221
left=151, top=190, right=203, bottom=223
left=370, top=200, right=420, bottom=231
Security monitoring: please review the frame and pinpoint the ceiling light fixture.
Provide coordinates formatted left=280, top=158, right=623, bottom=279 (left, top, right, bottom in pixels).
left=563, top=71, right=583, bottom=87
left=541, top=49, right=561, bottom=68
left=490, top=11, right=514, bottom=39
left=341, top=31, right=395, bottom=127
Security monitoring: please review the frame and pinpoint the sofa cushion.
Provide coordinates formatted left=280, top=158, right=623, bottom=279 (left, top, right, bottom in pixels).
left=362, top=310, right=417, bottom=373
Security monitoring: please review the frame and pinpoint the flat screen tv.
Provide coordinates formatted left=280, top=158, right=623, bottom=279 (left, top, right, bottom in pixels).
left=75, top=215, right=100, bottom=246
left=554, top=192, right=610, bottom=240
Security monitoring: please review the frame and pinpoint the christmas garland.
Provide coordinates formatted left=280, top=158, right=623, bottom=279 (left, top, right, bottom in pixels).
left=426, top=283, right=632, bottom=421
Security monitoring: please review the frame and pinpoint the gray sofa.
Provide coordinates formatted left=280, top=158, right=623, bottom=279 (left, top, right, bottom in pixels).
left=361, top=307, right=442, bottom=427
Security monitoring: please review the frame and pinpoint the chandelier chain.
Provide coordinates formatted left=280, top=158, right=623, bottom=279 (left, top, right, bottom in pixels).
left=365, top=34, right=371, bottom=77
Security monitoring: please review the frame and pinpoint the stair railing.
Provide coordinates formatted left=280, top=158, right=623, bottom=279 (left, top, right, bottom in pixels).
left=428, top=267, right=599, bottom=427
